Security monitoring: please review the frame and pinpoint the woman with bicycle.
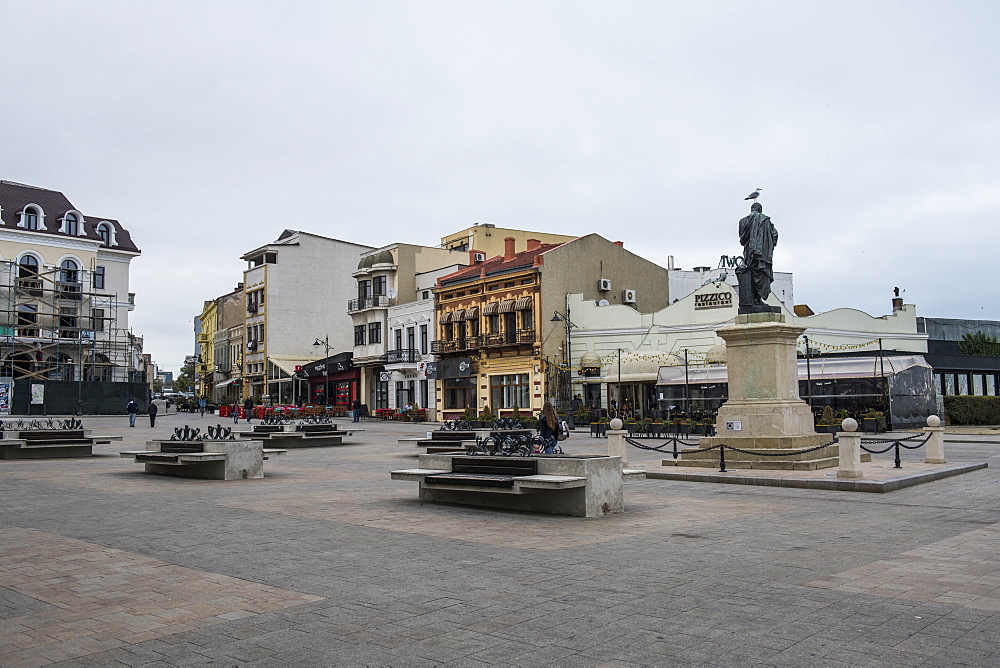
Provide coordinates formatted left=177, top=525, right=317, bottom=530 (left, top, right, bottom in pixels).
left=538, top=401, right=559, bottom=454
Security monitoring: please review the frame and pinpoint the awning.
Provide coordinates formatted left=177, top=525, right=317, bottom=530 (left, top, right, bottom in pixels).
left=439, top=311, right=454, bottom=323
left=463, top=306, right=478, bottom=320
left=268, top=357, right=315, bottom=377
left=514, top=296, right=533, bottom=310
left=482, top=301, right=499, bottom=316
left=498, top=299, right=516, bottom=313
left=215, top=377, right=240, bottom=388
left=656, top=355, right=932, bottom=385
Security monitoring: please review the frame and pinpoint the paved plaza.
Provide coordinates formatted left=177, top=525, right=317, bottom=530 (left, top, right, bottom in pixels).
left=2, top=412, right=1000, bottom=666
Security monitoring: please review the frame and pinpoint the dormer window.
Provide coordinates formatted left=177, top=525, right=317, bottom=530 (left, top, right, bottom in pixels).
left=97, top=223, right=112, bottom=246
left=63, top=212, right=80, bottom=236
left=60, top=259, right=80, bottom=284
left=18, top=254, right=39, bottom=278
left=21, top=205, right=42, bottom=230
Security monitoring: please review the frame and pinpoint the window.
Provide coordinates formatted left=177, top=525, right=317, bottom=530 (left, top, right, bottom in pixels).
left=422, top=291, right=430, bottom=300
left=59, top=307, right=79, bottom=338
left=522, top=308, right=533, bottom=330
left=490, top=374, right=530, bottom=409
left=489, top=314, right=500, bottom=333
left=444, top=377, right=476, bottom=410
left=64, top=213, right=79, bottom=236
left=354, top=325, right=366, bottom=346
left=93, top=266, right=106, bottom=289
left=97, top=223, right=112, bottom=246
left=368, top=321, right=382, bottom=344
left=17, top=304, right=38, bottom=336
left=358, top=280, right=372, bottom=301
left=91, top=308, right=106, bottom=331
left=18, top=255, right=39, bottom=278
left=23, top=207, right=40, bottom=230
left=60, top=259, right=80, bottom=283
left=406, top=327, right=415, bottom=350
left=419, top=379, right=428, bottom=408
left=394, top=329, right=402, bottom=350
left=373, top=276, right=387, bottom=296
left=419, top=324, right=428, bottom=354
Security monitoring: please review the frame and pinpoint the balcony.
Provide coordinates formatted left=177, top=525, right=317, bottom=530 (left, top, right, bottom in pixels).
left=57, top=282, right=82, bottom=300
left=347, top=295, right=396, bottom=312
left=386, top=348, right=420, bottom=364
left=431, top=338, right=478, bottom=353
left=482, top=330, right=536, bottom=348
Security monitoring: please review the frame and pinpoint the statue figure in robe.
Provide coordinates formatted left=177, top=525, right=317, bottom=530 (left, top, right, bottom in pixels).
left=736, top=201, right=780, bottom=314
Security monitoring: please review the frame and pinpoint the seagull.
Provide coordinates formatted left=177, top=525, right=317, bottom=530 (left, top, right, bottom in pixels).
left=744, top=188, right=762, bottom=201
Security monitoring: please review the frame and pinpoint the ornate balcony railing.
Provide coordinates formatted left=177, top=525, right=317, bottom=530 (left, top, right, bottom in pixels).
left=386, top=348, right=420, bottom=364
left=432, top=330, right=535, bottom=353
left=347, top=295, right=396, bottom=312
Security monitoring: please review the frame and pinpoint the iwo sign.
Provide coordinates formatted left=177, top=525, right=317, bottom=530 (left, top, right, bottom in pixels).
left=695, top=291, right=733, bottom=310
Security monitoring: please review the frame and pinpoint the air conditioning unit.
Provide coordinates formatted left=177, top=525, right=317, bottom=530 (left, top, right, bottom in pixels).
left=622, top=289, right=637, bottom=304
left=247, top=340, right=257, bottom=351
left=598, top=278, right=611, bottom=291
left=473, top=252, right=486, bottom=262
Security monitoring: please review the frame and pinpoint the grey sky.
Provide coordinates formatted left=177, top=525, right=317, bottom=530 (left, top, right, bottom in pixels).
left=2, top=1, right=997, bottom=373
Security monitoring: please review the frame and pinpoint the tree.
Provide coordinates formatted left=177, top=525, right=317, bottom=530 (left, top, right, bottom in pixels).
left=173, top=372, right=193, bottom=392
left=958, top=331, right=1000, bottom=357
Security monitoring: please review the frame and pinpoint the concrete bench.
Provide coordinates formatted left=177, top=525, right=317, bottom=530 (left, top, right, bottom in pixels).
left=400, top=429, right=535, bottom=453
left=236, top=423, right=363, bottom=448
left=0, top=429, right=122, bottom=459
left=392, top=453, right=644, bottom=517
left=120, top=439, right=285, bottom=480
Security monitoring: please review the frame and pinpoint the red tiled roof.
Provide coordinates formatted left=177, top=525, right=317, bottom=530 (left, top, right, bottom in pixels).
left=0, top=181, right=140, bottom=253
left=437, top=242, right=563, bottom=285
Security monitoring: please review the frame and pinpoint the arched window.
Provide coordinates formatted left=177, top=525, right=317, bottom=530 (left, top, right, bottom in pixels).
left=60, top=259, right=80, bottom=284
left=85, top=353, right=113, bottom=382
left=64, top=213, right=79, bottom=236
left=23, top=206, right=40, bottom=230
left=45, top=354, right=75, bottom=381
left=97, top=223, right=112, bottom=246
left=6, top=353, right=35, bottom=379
left=18, top=255, right=39, bottom=279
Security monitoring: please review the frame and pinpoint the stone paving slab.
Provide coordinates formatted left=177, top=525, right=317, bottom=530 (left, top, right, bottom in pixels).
left=0, top=413, right=999, bottom=665
left=643, top=460, right=989, bottom=492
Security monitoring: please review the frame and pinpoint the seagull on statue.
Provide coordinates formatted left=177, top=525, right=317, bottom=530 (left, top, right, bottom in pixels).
left=745, top=188, right=762, bottom=201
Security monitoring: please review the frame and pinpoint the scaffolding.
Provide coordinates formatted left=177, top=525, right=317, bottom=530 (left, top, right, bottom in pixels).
left=0, top=260, right=138, bottom=384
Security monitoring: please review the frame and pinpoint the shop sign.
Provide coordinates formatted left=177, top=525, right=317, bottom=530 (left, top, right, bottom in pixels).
left=725, top=420, right=742, bottom=431
left=695, top=291, right=733, bottom=310
left=437, top=357, right=473, bottom=379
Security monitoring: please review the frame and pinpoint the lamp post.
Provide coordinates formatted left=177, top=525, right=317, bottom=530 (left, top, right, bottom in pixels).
left=550, top=303, right=577, bottom=407
left=313, top=336, right=331, bottom=408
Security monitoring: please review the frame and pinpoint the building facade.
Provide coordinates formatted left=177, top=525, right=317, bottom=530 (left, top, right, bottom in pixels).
left=0, top=181, right=143, bottom=413
left=241, top=230, right=373, bottom=404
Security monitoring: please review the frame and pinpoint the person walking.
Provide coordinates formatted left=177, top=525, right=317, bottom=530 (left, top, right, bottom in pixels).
left=231, top=401, right=240, bottom=424
left=198, top=395, right=207, bottom=417
left=352, top=398, right=361, bottom=423
left=243, top=396, right=254, bottom=423
left=538, top=400, right=559, bottom=454
left=126, top=398, right=139, bottom=428
left=148, top=401, right=158, bottom=428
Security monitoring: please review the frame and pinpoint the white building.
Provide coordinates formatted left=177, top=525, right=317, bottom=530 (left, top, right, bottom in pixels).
left=241, top=230, right=373, bottom=404
left=0, top=180, right=142, bottom=413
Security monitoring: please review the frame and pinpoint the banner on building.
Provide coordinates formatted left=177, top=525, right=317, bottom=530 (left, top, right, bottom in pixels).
left=436, top=357, right=473, bottom=379
left=30, top=384, right=44, bottom=405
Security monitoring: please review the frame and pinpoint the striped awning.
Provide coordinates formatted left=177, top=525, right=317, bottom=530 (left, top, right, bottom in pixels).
left=498, top=299, right=516, bottom=313
left=463, top=306, right=478, bottom=320
left=514, top=296, right=533, bottom=310
left=482, top=302, right=499, bottom=316
left=439, top=311, right=454, bottom=323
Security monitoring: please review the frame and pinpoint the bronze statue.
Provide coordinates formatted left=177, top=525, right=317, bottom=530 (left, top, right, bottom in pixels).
left=737, top=201, right=780, bottom=314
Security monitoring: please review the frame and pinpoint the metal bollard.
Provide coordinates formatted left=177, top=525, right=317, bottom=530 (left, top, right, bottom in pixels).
left=837, top=418, right=863, bottom=479
left=923, top=415, right=946, bottom=464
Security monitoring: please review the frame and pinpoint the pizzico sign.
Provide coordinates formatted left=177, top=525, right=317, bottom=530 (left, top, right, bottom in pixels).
left=694, top=291, right=733, bottom=310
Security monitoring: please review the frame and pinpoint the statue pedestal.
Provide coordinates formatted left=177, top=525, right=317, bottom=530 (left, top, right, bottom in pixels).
left=666, top=313, right=837, bottom=470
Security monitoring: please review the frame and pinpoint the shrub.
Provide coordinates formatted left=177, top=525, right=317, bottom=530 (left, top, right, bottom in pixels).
left=944, top=396, right=1000, bottom=425
left=479, top=404, right=494, bottom=420
left=819, top=405, right=835, bottom=425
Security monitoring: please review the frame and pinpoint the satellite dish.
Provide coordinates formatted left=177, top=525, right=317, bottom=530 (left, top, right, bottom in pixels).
left=597, top=299, right=610, bottom=307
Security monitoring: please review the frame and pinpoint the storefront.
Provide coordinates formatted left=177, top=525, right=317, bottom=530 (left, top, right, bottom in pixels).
left=434, top=356, right=476, bottom=420
left=304, top=353, right=358, bottom=408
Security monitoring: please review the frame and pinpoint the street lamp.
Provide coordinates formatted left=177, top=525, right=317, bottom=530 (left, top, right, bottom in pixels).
left=313, top=336, right=331, bottom=408
left=550, top=304, right=578, bottom=406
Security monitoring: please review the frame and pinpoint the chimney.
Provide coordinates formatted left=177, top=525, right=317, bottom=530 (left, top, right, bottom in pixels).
left=892, top=297, right=904, bottom=312
left=526, top=238, right=540, bottom=251
left=504, top=237, right=516, bottom=261
left=613, top=241, right=623, bottom=248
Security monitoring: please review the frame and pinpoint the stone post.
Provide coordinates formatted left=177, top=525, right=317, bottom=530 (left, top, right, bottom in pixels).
left=923, top=415, right=946, bottom=464
left=837, top=418, right=863, bottom=479
left=607, top=418, right=628, bottom=467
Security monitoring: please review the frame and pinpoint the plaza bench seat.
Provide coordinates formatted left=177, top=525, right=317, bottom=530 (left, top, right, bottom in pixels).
left=0, top=428, right=122, bottom=459
left=235, top=423, right=363, bottom=448
left=121, top=439, right=285, bottom=480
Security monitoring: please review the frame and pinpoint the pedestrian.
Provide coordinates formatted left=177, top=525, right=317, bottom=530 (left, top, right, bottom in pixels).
left=126, top=398, right=139, bottom=428
left=538, top=400, right=559, bottom=454
left=352, top=398, right=361, bottom=423
left=243, top=396, right=254, bottom=423
left=198, top=395, right=207, bottom=417
left=231, top=401, right=240, bottom=424
left=165, top=398, right=172, bottom=413
left=148, top=401, right=158, bottom=428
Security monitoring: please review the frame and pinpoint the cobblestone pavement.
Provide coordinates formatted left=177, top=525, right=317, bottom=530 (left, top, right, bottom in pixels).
left=2, top=412, right=1000, bottom=666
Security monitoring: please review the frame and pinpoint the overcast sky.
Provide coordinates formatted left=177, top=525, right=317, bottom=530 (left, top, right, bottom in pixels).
left=2, top=1, right=997, bottom=373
